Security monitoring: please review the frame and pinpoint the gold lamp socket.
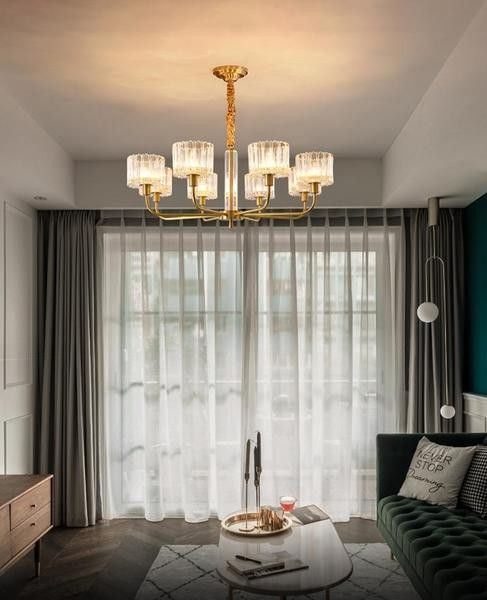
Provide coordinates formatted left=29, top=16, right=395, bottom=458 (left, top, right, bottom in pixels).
left=264, top=174, right=274, bottom=187
left=188, top=174, right=200, bottom=188
left=310, top=182, right=320, bottom=195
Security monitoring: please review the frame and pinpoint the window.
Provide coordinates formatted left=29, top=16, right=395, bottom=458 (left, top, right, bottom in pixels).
left=100, top=222, right=402, bottom=522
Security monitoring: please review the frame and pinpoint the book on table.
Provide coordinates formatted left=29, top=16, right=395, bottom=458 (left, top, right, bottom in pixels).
left=290, top=504, right=329, bottom=525
left=227, top=551, right=308, bottom=580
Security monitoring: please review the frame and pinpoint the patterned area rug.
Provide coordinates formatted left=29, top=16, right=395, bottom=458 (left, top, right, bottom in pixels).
left=136, top=543, right=420, bottom=599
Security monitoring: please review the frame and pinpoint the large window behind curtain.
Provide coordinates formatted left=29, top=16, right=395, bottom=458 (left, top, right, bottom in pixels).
left=100, top=217, right=404, bottom=523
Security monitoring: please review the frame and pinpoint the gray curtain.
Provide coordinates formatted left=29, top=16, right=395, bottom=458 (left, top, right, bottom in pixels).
left=405, top=208, right=464, bottom=433
left=37, top=211, right=100, bottom=526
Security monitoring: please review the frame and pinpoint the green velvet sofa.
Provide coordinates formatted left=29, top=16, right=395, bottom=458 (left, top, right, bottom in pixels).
left=377, top=433, right=487, bottom=600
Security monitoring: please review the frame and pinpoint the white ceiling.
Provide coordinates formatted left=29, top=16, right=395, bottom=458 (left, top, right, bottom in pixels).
left=0, top=0, right=483, bottom=160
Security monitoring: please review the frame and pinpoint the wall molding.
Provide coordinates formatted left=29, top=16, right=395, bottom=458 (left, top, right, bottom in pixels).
left=4, top=412, right=33, bottom=474
left=463, top=392, right=487, bottom=433
left=3, top=201, right=33, bottom=389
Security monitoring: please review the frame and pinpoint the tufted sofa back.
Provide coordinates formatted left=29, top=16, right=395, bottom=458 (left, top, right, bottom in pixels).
left=376, top=433, right=487, bottom=502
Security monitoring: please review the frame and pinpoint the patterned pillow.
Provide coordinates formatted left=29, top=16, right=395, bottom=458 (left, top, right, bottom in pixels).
left=398, top=437, right=477, bottom=509
left=459, top=446, right=487, bottom=517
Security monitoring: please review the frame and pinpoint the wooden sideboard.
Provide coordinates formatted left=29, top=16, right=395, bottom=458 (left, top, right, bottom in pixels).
left=0, top=474, right=53, bottom=577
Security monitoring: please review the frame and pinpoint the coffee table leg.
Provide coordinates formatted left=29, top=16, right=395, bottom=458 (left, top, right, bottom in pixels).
left=227, top=586, right=233, bottom=599
left=325, top=590, right=330, bottom=600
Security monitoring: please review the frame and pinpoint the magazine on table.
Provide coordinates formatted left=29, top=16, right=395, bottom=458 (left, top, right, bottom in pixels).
left=290, top=504, right=330, bottom=525
left=227, top=551, right=308, bottom=579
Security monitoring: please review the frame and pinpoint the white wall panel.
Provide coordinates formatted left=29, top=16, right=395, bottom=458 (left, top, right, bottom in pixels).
left=5, top=414, right=33, bottom=474
left=463, top=393, right=487, bottom=433
left=4, top=202, right=33, bottom=388
left=0, top=194, right=36, bottom=475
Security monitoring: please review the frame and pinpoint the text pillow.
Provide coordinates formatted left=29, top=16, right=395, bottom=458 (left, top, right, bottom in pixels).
left=459, top=445, right=487, bottom=517
left=398, top=437, right=476, bottom=509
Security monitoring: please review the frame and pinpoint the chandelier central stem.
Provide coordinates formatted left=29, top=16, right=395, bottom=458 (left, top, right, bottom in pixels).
left=226, top=80, right=236, bottom=150
left=212, top=65, right=248, bottom=223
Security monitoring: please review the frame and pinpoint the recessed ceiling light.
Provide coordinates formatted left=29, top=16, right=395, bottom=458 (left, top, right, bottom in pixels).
left=33, top=196, right=47, bottom=202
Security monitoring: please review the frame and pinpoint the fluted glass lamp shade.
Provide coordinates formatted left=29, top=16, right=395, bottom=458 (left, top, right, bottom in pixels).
left=187, top=172, right=218, bottom=200
left=440, top=405, right=456, bottom=419
left=172, top=141, right=214, bottom=178
left=127, top=154, right=165, bottom=188
left=295, top=151, right=334, bottom=185
left=248, top=141, right=290, bottom=177
left=244, top=173, right=275, bottom=200
left=138, top=167, right=172, bottom=197
left=417, top=301, right=439, bottom=323
left=288, top=166, right=321, bottom=196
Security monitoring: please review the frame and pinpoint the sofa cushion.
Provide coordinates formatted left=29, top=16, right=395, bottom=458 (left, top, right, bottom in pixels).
left=460, top=446, right=487, bottom=517
left=378, top=495, right=487, bottom=600
left=398, top=437, right=477, bottom=509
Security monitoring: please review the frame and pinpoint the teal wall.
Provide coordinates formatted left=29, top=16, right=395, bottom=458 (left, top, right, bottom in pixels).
left=464, top=193, right=487, bottom=394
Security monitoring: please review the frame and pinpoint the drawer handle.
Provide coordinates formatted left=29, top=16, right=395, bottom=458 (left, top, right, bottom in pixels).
left=30, top=522, right=36, bottom=527
left=30, top=504, right=37, bottom=508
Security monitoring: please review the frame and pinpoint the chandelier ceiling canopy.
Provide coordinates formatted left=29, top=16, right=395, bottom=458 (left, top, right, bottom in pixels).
left=126, top=65, right=334, bottom=228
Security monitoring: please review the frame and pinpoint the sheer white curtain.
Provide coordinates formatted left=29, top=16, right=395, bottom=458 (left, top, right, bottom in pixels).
left=100, top=214, right=404, bottom=522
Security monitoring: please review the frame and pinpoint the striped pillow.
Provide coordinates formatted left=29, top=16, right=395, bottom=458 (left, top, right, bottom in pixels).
left=459, top=445, right=487, bottom=517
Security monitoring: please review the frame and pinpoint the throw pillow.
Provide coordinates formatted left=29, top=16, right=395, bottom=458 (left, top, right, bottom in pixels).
left=459, top=445, right=487, bottom=517
left=398, top=436, right=477, bottom=509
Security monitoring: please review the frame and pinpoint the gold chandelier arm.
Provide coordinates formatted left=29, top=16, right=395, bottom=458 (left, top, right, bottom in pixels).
left=241, top=193, right=317, bottom=221
left=146, top=194, right=221, bottom=221
left=145, top=191, right=317, bottom=223
left=191, top=185, right=225, bottom=217
left=151, top=211, right=223, bottom=221
left=145, top=194, right=159, bottom=216
left=238, top=184, right=272, bottom=217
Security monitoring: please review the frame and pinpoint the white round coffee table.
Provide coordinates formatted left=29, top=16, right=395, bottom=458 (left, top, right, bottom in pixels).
left=216, top=518, right=352, bottom=599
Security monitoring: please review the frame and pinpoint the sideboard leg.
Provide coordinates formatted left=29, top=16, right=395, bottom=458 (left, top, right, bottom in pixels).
left=34, top=540, right=41, bottom=577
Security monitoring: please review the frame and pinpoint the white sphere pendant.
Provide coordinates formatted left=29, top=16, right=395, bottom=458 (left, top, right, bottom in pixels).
left=440, top=404, right=456, bottom=419
left=417, top=302, right=439, bottom=323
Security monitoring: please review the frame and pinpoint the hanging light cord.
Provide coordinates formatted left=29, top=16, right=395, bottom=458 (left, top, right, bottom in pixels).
left=424, top=224, right=451, bottom=413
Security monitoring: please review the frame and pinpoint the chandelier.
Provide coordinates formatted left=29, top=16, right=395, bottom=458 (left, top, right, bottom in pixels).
left=126, top=65, right=334, bottom=228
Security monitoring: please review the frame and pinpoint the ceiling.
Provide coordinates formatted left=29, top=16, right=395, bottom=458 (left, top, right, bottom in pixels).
left=0, top=0, right=483, bottom=160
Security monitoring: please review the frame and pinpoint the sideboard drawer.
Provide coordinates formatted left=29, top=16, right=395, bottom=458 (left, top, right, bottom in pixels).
left=0, top=505, right=11, bottom=567
left=11, top=503, right=51, bottom=556
left=0, top=504, right=9, bottom=535
left=10, top=479, right=51, bottom=530
left=0, top=539, right=11, bottom=569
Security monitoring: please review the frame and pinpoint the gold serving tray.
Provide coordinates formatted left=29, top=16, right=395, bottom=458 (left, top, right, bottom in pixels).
left=221, top=511, right=293, bottom=537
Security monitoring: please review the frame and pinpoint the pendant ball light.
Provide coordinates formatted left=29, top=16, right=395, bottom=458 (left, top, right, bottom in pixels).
left=417, top=197, right=455, bottom=420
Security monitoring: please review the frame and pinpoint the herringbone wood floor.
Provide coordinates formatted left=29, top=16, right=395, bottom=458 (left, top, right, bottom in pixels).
left=0, top=518, right=382, bottom=600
